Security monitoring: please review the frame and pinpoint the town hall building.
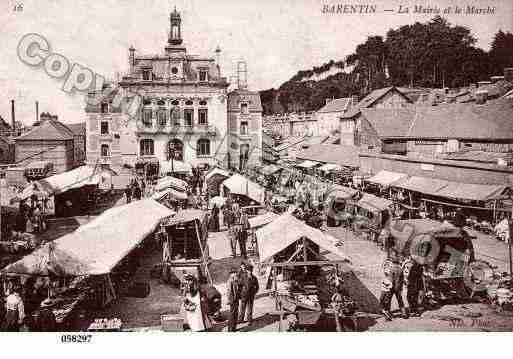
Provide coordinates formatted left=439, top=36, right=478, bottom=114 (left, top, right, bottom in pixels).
left=85, top=9, right=261, bottom=172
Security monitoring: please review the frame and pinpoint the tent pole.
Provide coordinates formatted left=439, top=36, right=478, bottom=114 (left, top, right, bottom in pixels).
left=303, top=237, right=308, bottom=273
left=194, top=219, right=212, bottom=285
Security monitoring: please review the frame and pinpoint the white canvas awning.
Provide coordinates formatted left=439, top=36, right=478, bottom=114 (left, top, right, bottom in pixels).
left=205, top=167, right=231, bottom=182
left=248, top=212, right=280, bottom=229
left=393, top=176, right=449, bottom=196
left=296, top=160, right=321, bottom=169
left=2, top=199, right=174, bottom=276
left=222, top=174, right=265, bottom=204
left=160, top=160, right=192, bottom=174
left=151, top=188, right=188, bottom=201
left=155, top=176, right=188, bottom=193
left=318, top=163, right=342, bottom=172
left=434, top=182, right=508, bottom=202
left=20, top=165, right=105, bottom=200
left=367, top=170, right=408, bottom=187
left=256, top=213, right=348, bottom=263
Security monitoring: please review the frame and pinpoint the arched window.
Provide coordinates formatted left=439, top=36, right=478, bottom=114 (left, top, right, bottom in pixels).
left=101, top=144, right=110, bottom=157
left=140, top=139, right=154, bottom=156
left=197, top=139, right=210, bottom=156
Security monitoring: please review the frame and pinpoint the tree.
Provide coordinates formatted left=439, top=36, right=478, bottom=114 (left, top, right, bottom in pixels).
left=489, top=30, right=513, bottom=73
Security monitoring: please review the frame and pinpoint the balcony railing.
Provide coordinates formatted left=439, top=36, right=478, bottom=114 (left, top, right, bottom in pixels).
left=136, top=121, right=217, bottom=135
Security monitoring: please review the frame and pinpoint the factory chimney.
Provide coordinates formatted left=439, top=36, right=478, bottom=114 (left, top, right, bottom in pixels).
left=11, top=100, right=15, bottom=133
left=36, top=101, right=39, bottom=123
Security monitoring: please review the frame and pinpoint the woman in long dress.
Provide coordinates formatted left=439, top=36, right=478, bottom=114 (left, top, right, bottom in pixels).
left=182, top=276, right=212, bottom=332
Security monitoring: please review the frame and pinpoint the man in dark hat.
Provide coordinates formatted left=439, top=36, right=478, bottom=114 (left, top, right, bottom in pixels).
left=239, top=263, right=259, bottom=325
left=380, top=254, right=407, bottom=320
left=402, top=256, right=424, bottom=317
left=226, top=267, right=241, bottom=331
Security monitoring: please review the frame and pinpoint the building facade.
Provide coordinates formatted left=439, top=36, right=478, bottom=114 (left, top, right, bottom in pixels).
left=340, top=87, right=412, bottom=147
left=227, top=89, right=263, bottom=170
left=85, top=9, right=231, bottom=170
left=315, top=97, right=353, bottom=137
left=14, top=113, right=75, bottom=173
left=67, top=123, right=86, bottom=166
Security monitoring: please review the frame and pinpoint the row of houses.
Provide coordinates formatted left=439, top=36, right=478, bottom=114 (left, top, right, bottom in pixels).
left=270, top=68, right=513, bottom=186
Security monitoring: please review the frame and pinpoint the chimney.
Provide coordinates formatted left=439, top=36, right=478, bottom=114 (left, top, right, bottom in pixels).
left=505, top=68, right=513, bottom=83
left=35, top=101, right=39, bottom=124
left=11, top=99, right=15, bottom=132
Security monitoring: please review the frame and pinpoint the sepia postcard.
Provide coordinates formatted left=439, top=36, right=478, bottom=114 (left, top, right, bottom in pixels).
left=0, top=1, right=513, bottom=349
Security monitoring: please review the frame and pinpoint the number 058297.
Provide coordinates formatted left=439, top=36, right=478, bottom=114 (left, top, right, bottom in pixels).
left=60, top=334, right=92, bottom=343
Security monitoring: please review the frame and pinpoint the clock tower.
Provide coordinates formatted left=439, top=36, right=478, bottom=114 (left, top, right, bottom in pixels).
left=168, top=7, right=183, bottom=45
left=165, top=7, right=186, bottom=58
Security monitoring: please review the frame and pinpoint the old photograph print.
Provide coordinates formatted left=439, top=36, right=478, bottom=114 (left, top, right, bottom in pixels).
left=0, top=0, right=512, bottom=334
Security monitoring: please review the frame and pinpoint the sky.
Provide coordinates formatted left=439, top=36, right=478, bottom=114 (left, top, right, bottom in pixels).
left=0, top=0, right=511, bottom=125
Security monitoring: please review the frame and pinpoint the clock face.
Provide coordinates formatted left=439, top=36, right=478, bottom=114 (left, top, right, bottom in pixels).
left=171, top=67, right=178, bottom=74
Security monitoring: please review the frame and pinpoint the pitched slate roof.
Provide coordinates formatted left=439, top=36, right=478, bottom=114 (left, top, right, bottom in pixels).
left=360, top=98, right=513, bottom=140
left=341, top=87, right=412, bottom=119
left=406, top=99, right=513, bottom=140
left=66, top=122, right=86, bottom=136
left=295, top=144, right=360, bottom=167
left=361, top=108, right=415, bottom=138
left=16, top=119, right=74, bottom=141
left=318, top=97, right=352, bottom=113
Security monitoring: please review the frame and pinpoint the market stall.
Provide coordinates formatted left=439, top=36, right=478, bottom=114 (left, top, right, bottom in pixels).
left=1, top=199, right=174, bottom=331
left=222, top=174, right=265, bottom=205
left=159, top=209, right=212, bottom=284
left=159, top=160, right=192, bottom=178
left=204, top=167, right=231, bottom=197
left=365, top=170, right=407, bottom=198
left=256, top=213, right=355, bottom=331
left=159, top=209, right=221, bottom=331
left=19, top=165, right=113, bottom=217
left=247, top=212, right=280, bottom=256
left=152, top=187, right=188, bottom=203
left=352, top=193, right=393, bottom=242
left=155, top=175, right=189, bottom=193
